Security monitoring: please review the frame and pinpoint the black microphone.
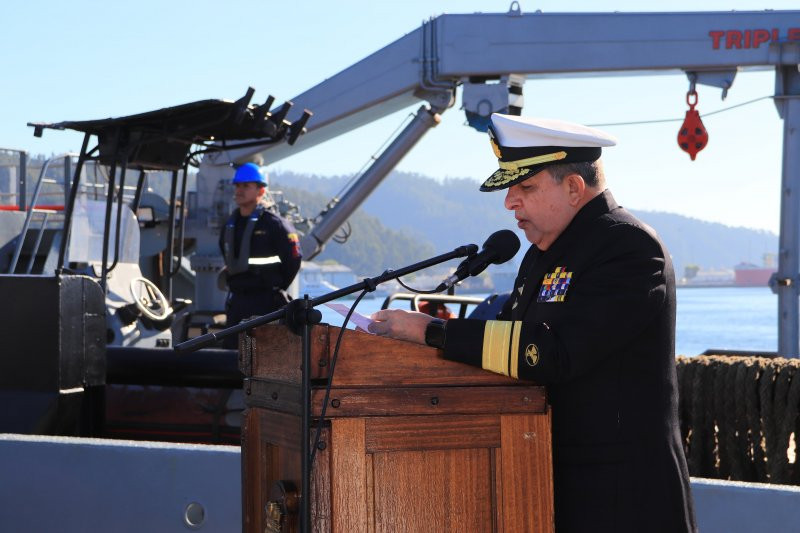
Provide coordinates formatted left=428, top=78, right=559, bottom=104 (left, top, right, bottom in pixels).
left=436, top=229, right=521, bottom=292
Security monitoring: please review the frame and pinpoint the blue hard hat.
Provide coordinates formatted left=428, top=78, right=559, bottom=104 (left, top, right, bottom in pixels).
left=232, top=162, right=268, bottom=185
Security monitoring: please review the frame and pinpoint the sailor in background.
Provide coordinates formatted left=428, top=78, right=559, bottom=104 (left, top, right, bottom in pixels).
left=370, top=115, right=697, bottom=532
left=218, top=162, right=302, bottom=348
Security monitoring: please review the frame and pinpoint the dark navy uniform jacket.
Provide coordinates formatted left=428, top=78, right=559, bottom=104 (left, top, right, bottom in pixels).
left=218, top=206, right=302, bottom=331
left=442, top=191, right=696, bottom=532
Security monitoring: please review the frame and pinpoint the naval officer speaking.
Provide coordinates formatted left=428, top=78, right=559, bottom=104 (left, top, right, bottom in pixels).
left=370, top=114, right=697, bottom=532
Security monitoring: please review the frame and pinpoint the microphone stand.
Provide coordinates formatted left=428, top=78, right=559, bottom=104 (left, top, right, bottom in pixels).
left=174, top=244, right=476, bottom=533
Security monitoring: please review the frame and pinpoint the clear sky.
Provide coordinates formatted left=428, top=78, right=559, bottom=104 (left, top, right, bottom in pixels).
left=2, top=1, right=798, bottom=232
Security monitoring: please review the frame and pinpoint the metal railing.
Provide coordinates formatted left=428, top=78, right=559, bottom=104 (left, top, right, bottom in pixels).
left=381, top=292, right=486, bottom=319
left=7, top=153, right=75, bottom=274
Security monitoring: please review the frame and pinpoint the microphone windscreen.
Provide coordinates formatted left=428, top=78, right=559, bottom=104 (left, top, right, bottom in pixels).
left=484, top=229, right=521, bottom=264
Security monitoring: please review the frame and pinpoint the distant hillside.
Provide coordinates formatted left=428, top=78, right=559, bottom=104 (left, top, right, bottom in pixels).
left=273, top=170, right=777, bottom=278
left=628, top=210, right=777, bottom=276
left=272, top=180, right=434, bottom=275
left=273, top=171, right=516, bottom=253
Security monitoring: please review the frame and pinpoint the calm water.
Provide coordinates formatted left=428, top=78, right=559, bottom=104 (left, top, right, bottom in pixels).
left=316, top=286, right=779, bottom=357
left=675, top=286, right=776, bottom=356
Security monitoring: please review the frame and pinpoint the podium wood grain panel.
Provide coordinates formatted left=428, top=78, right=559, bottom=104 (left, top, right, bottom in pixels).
left=242, top=324, right=553, bottom=532
left=243, top=408, right=332, bottom=533
left=499, top=413, right=554, bottom=533
left=263, top=410, right=301, bottom=533
left=311, top=427, right=332, bottom=533
left=331, top=418, right=368, bottom=533
left=249, top=324, right=530, bottom=387
left=242, top=409, right=302, bottom=533
left=365, top=414, right=501, bottom=452
left=242, top=409, right=261, bottom=533
left=259, top=409, right=300, bottom=448
left=366, top=453, right=375, bottom=533
left=372, top=448, right=494, bottom=532
left=248, top=324, right=329, bottom=381
left=329, top=328, right=528, bottom=387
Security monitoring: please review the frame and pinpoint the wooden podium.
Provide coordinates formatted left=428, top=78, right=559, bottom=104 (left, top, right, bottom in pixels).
left=240, top=324, right=553, bottom=532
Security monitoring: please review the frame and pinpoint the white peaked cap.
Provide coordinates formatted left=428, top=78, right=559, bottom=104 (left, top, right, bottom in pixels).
left=481, top=114, right=617, bottom=191
left=491, top=114, right=617, bottom=148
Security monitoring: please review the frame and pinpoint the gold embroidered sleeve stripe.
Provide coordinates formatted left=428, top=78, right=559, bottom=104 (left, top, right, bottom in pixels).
left=510, top=320, right=522, bottom=379
left=481, top=320, right=523, bottom=377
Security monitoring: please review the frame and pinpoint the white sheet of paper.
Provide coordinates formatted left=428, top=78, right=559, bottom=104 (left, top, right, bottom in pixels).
left=324, top=302, right=375, bottom=333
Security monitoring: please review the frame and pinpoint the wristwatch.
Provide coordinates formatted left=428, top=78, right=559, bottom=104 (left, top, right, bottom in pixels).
left=424, top=318, right=447, bottom=349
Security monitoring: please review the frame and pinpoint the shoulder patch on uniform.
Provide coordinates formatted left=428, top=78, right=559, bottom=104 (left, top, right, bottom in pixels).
left=287, top=232, right=301, bottom=258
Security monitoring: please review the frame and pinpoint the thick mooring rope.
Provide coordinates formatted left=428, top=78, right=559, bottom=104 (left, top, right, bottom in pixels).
left=677, top=355, right=800, bottom=485
left=787, top=372, right=800, bottom=484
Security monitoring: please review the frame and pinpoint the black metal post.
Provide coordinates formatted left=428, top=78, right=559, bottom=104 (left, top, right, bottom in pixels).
left=165, top=169, right=179, bottom=300
left=108, top=164, right=127, bottom=274
left=56, top=133, right=90, bottom=273
left=170, top=163, right=189, bottom=278
left=300, top=297, right=313, bottom=533
left=63, top=156, right=71, bottom=208
left=18, top=151, right=27, bottom=211
left=100, top=160, right=118, bottom=292
left=131, top=169, right=146, bottom=214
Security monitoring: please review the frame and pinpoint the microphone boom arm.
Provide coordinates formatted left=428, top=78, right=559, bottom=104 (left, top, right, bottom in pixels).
left=175, top=243, right=478, bottom=353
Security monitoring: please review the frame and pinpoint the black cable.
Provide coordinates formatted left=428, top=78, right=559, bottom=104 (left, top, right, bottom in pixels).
left=396, top=275, right=440, bottom=295
left=332, top=221, right=352, bottom=244
left=586, top=95, right=772, bottom=128
left=700, top=95, right=772, bottom=118
left=333, top=112, right=416, bottom=199
left=305, top=111, right=417, bottom=241
left=309, top=287, right=371, bottom=467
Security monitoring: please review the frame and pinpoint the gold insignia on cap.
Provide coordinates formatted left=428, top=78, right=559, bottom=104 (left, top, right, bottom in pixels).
left=525, top=343, right=540, bottom=367
left=483, top=168, right=532, bottom=189
left=482, top=150, right=571, bottom=191
left=490, top=138, right=503, bottom=159
left=498, top=151, right=568, bottom=171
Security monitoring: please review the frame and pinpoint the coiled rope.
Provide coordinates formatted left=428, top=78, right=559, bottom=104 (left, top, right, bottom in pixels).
left=677, top=355, right=800, bottom=484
